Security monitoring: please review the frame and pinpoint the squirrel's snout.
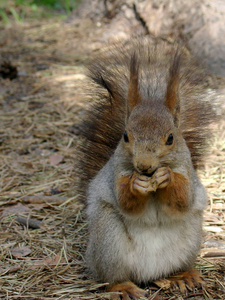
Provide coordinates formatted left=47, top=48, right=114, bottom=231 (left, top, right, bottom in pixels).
left=136, top=163, right=156, bottom=176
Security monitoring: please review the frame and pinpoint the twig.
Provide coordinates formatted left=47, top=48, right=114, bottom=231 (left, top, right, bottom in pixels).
left=0, top=195, right=68, bottom=207
left=184, top=292, right=204, bottom=299
left=201, top=249, right=225, bottom=258
left=15, top=216, right=42, bottom=229
left=21, top=195, right=68, bottom=204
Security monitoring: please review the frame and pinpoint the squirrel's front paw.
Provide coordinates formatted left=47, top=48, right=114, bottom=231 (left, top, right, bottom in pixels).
left=152, top=167, right=172, bottom=190
left=131, top=167, right=172, bottom=195
left=131, top=172, right=156, bottom=195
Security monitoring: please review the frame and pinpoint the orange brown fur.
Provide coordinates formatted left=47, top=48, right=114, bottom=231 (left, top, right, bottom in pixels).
left=117, top=174, right=148, bottom=214
left=168, top=269, right=205, bottom=293
left=108, top=281, right=147, bottom=299
left=166, top=51, right=180, bottom=113
left=157, top=171, right=189, bottom=213
left=78, top=41, right=217, bottom=199
left=127, top=54, right=141, bottom=110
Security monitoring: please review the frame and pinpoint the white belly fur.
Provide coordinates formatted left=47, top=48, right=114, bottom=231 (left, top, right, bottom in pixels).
left=123, top=213, right=201, bottom=283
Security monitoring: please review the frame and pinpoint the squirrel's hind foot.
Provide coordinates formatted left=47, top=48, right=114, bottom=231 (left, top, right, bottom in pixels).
left=168, top=269, right=205, bottom=294
left=108, top=281, right=147, bottom=300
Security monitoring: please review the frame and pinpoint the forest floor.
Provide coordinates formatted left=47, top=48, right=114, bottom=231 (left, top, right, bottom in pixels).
left=0, top=14, right=225, bottom=300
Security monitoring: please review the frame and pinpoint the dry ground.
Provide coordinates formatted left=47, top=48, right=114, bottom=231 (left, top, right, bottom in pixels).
left=0, top=16, right=224, bottom=300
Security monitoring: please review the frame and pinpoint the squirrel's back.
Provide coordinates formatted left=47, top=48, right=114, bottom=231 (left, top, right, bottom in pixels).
left=78, top=38, right=216, bottom=192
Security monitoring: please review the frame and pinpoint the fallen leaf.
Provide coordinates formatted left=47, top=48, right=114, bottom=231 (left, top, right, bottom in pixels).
left=1, top=203, right=30, bottom=217
left=11, top=157, right=36, bottom=174
left=30, top=253, right=66, bottom=269
left=0, top=264, right=21, bottom=275
left=49, top=154, right=64, bottom=165
left=27, top=203, right=48, bottom=211
left=11, top=246, right=32, bottom=258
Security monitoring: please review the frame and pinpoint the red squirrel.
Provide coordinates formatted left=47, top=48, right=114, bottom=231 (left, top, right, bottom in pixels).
left=79, top=39, right=216, bottom=299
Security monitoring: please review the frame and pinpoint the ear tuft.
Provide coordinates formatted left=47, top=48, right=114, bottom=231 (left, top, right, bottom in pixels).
left=127, top=53, right=142, bottom=111
left=165, top=50, right=181, bottom=125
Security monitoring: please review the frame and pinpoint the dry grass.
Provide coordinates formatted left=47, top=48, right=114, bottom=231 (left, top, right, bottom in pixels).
left=0, top=17, right=224, bottom=300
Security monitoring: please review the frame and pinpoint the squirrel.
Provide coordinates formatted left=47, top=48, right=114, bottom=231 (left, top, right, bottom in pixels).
left=79, top=38, right=216, bottom=299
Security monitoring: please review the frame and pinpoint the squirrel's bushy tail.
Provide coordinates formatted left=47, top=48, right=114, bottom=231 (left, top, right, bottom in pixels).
left=78, top=39, right=217, bottom=194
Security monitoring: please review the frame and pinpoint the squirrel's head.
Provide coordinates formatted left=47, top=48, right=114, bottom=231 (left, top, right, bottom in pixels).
left=122, top=51, right=183, bottom=176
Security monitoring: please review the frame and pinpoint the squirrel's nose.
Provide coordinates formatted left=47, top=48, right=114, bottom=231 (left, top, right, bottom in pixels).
left=138, top=165, right=156, bottom=177
left=137, top=163, right=152, bottom=174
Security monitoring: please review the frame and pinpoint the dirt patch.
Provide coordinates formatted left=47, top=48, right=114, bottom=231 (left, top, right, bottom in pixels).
left=0, top=14, right=224, bottom=300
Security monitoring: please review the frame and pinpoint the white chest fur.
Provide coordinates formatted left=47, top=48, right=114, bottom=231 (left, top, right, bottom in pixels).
left=123, top=210, right=202, bottom=283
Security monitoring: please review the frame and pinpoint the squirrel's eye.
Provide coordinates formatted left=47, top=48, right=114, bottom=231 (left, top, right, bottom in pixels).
left=124, top=131, right=129, bottom=143
left=166, top=133, right=173, bottom=145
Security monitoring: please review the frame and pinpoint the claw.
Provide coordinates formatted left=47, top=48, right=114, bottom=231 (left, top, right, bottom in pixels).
left=168, top=269, right=205, bottom=294
left=109, top=281, right=147, bottom=300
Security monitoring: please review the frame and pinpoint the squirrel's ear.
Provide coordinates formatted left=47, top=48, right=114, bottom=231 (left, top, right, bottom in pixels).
left=165, top=51, right=181, bottom=126
left=127, top=53, right=141, bottom=115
